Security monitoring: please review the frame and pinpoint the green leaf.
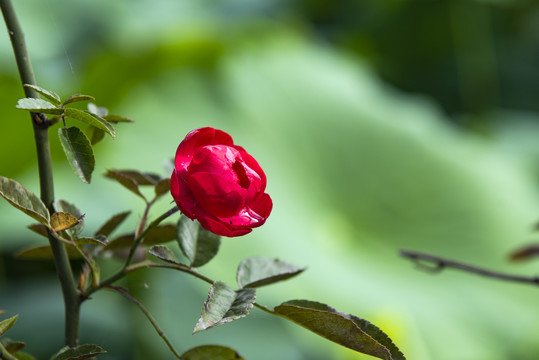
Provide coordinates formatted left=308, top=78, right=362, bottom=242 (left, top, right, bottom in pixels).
left=94, top=211, right=130, bottom=237
left=84, top=126, right=105, bottom=146
left=27, top=224, right=49, bottom=238
left=50, top=212, right=81, bottom=232
left=274, top=300, right=406, bottom=360
left=24, top=84, right=61, bottom=105
left=58, top=127, right=95, bottom=184
left=154, top=178, right=171, bottom=198
left=236, top=257, right=305, bottom=288
left=16, top=98, right=63, bottom=115
left=87, top=103, right=108, bottom=117
left=50, top=344, right=106, bottom=360
left=110, top=170, right=161, bottom=185
left=180, top=345, right=245, bottom=360
left=76, top=236, right=107, bottom=246
left=0, top=315, right=18, bottom=336
left=148, top=245, right=183, bottom=265
left=103, top=114, right=134, bottom=123
left=14, top=352, right=36, bottom=360
left=53, top=199, right=84, bottom=237
left=16, top=244, right=82, bottom=259
left=193, top=281, right=256, bottom=334
left=177, top=216, right=221, bottom=268
left=105, top=224, right=176, bottom=250
left=0, top=176, right=50, bottom=226
left=63, top=94, right=95, bottom=106
left=104, top=170, right=145, bottom=200
left=64, top=108, right=115, bottom=138
left=2, top=339, right=26, bottom=354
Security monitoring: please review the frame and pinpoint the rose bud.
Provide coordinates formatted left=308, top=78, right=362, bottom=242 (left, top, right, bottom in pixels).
left=170, top=127, right=272, bottom=237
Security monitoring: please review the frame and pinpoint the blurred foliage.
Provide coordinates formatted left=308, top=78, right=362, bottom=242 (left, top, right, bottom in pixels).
left=2, top=0, right=539, bottom=359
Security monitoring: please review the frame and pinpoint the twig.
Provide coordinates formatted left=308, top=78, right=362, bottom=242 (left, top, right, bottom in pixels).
left=106, top=285, right=183, bottom=360
left=400, top=249, right=539, bottom=286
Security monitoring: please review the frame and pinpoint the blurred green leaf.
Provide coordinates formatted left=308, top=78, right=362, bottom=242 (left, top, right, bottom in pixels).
left=180, top=345, right=245, bottom=360
left=274, top=300, right=405, bottom=360
left=23, top=84, right=61, bottom=105
left=58, top=127, right=95, bottom=184
left=102, top=114, right=134, bottom=123
left=50, top=344, right=106, bottom=360
left=0, top=315, right=18, bottom=336
left=236, top=257, right=305, bottom=288
left=154, top=178, right=170, bottom=198
left=14, top=352, right=36, bottom=360
left=111, top=170, right=161, bottom=185
left=53, top=199, right=84, bottom=237
left=84, top=126, right=105, bottom=146
left=509, top=244, right=539, bottom=262
left=15, top=98, right=62, bottom=115
left=94, top=211, right=130, bottom=237
left=105, top=224, right=176, bottom=250
left=87, top=103, right=108, bottom=117
left=27, top=223, right=48, bottom=238
left=148, top=245, right=183, bottom=265
left=76, top=237, right=107, bottom=246
left=63, top=95, right=95, bottom=106
left=16, top=244, right=82, bottom=259
left=0, top=176, right=50, bottom=226
left=104, top=170, right=146, bottom=200
left=177, top=216, right=221, bottom=268
left=50, top=212, right=80, bottom=232
left=193, top=281, right=256, bottom=334
left=64, top=108, right=115, bottom=138
left=2, top=339, right=25, bottom=354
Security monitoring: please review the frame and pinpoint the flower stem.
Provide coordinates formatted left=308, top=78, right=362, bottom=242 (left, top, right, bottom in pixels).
left=0, top=0, right=80, bottom=346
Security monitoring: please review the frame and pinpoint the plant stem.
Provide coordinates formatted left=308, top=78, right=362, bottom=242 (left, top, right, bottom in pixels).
left=0, top=0, right=80, bottom=346
left=400, top=249, right=539, bottom=286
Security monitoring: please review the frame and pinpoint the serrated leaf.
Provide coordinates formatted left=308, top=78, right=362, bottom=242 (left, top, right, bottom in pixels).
left=87, top=103, right=108, bottom=117
left=0, top=315, right=18, bottom=336
left=16, top=98, right=63, bottom=115
left=154, top=178, right=171, bottom=198
left=181, top=345, right=245, bottom=360
left=16, top=244, right=82, bottom=259
left=193, top=281, right=256, bottom=333
left=63, top=94, right=95, bottom=106
left=177, top=217, right=221, bottom=268
left=53, top=199, right=84, bottom=237
left=0, top=176, right=50, bottom=226
left=236, top=257, right=305, bottom=288
left=84, top=126, right=105, bottom=146
left=50, top=344, right=106, bottom=360
left=27, top=223, right=49, bottom=238
left=24, top=84, right=61, bottom=105
left=103, top=114, right=134, bottom=123
left=105, top=224, right=176, bottom=250
left=148, top=245, right=183, bottom=265
left=104, top=170, right=145, bottom=200
left=94, top=211, right=130, bottom=237
left=58, top=127, right=95, bottom=184
left=50, top=212, right=80, bottom=232
left=2, top=339, right=26, bottom=354
left=274, top=300, right=406, bottom=360
left=64, top=108, right=115, bottom=138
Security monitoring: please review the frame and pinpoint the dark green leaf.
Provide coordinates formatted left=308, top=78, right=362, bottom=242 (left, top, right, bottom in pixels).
left=105, top=225, right=176, bottom=250
left=27, top=223, right=49, bottom=238
left=111, top=170, right=161, bottom=185
left=103, top=114, right=134, bottom=123
left=50, top=212, right=80, bottom=232
left=148, top=245, right=183, bottom=265
left=58, top=127, right=95, bottom=184
left=94, top=211, right=130, bottom=237
left=87, top=103, right=108, bottom=117
left=0, top=315, right=18, bottom=336
left=76, top=236, right=107, bottom=246
left=53, top=199, right=84, bottom=237
left=84, top=126, right=105, bottom=146
left=64, top=108, right=115, bottom=138
left=16, top=98, right=63, bottom=114
left=16, top=244, right=82, bottom=259
left=63, top=94, right=95, bottom=106
left=2, top=339, right=26, bottom=354
left=154, top=178, right=171, bottom=198
left=181, top=345, right=244, bottom=360
left=274, top=300, right=405, bottom=360
left=104, top=170, right=145, bottom=200
left=50, top=344, right=106, bottom=360
left=0, top=176, right=50, bottom=226
left=24, top=84, right=61, bottom=105
left=14, top=352, right=36, bottom=360
left=177, top=216, right=221, bottom=268
left=236, top=257, right=305, bottom=288
left=194, top=281, right=256, bottom=334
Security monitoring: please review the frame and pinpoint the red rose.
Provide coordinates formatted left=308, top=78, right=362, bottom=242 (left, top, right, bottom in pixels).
left=170, top=127, right=272, bottom=237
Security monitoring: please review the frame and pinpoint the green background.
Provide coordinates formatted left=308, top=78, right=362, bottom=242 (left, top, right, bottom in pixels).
left=2, top=0, right=539, bottom=359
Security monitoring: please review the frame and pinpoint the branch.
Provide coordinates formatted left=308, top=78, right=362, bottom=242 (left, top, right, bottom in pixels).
left=400, top=249, right=539, bottom=286
left=106, top=286, right=183, bottom=360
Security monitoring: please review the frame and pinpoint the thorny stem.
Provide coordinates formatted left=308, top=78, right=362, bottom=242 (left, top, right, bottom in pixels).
left=0, top=0, right=80, bottom=346
left=400, top=249, right=539, bottom=286
left=107, top=286, right=183, bottom=360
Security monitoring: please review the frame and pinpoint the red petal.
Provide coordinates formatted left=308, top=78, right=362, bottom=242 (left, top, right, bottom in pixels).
left=187, top=172, right=245, bottom=218
left=170, top=169, right=197, bottom=219
left=175, top=128, right=234, bottom=171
